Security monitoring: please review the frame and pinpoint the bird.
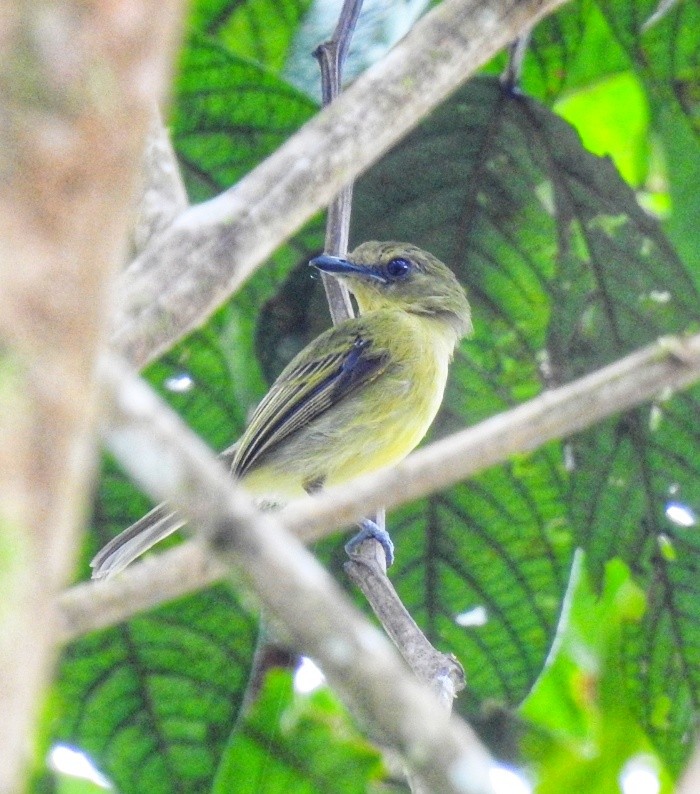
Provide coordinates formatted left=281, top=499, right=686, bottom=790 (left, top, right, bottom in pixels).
left=91, top=241, right=472, bottom=579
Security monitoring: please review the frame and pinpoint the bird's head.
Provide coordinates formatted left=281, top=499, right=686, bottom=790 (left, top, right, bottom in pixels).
left=310, top=241, right=472, bottom=338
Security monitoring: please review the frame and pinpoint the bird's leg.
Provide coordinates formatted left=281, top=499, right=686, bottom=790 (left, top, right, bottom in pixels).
left=345, top=518, right=394, bottom=567
left=304, top=478, right=394, bottom=566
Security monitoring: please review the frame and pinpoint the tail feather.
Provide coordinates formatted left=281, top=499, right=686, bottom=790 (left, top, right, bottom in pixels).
left=90, top=503, right=185, bottom=580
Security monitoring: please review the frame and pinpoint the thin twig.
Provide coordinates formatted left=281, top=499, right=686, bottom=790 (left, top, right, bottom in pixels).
left=344, top=542, right=465, bottom=697
left=313, top=0, right=361, bottom=325
left=313, top=3, right=459, bottom=750
left=314, top=0, right=387, bottom=574
left=500, top=30, right=532, bottom=93
left=59, top=333, right=700, bottom=639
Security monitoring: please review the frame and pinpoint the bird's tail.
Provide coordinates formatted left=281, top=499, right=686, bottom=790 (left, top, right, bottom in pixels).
left=90, top=503, right=185, bottom=580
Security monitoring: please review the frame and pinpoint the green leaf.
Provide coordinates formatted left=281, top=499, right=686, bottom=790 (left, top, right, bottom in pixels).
left=527, top=0, right=633, bottom=100
left=553, top=71, right=650, bottom=187
left=212, top=672, right=383, bottom=793
left=538, top=46, right=700, bottom=770
left=595, top=0, right=699, bottom=92
left=592, top=0, right=700, bottom=278
left=521, top=556, right=673, bottom=793
left=55, top=586, right=257, bottom=794
left=526, top=0, right=700, bottom=280
left=649, top=92, right=700, bottom=282
left=172, top=35, right=316, bottom=202
left=187, top=0, right=312, bottom=72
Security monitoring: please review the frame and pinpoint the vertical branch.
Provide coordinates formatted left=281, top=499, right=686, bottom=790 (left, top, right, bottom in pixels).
left=500, top=30, right=531, bottom=93
left=313, top=0, right=364, bottom=324
left=314, top=1, right=388, bottom=534
left=314, top=1, right=389, bottom=547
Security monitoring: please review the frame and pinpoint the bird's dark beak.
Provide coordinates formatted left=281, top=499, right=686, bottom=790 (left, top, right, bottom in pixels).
left=309, top=254, right=386, bottom=282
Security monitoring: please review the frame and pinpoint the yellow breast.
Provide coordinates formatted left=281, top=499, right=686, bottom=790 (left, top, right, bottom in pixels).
left=326, top=313, right=453, bottom=484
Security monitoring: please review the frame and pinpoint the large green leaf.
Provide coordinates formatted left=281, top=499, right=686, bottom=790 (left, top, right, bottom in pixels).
left=553, top=71, right=651, bottom=187
left=596, top=0, right=700, bottom=277
left=172, top=35, right=316, bottom=202
left=521, top=556, right=674, bottom=793
left=534, top=49, right=700, bottom=768
left=529, top=0, right=700, bottom=278
left=56, top=585, right=257, bottom=794
left=527, top=0, right=633, bottom=100
left=623, top=525, right=700, bottom=773
left=649, top=92, right=700, bottom=280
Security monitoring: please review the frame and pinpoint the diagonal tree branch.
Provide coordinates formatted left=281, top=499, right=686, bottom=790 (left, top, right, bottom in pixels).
left=111, top=0, right=573, bottom=370
left=59, top=333, right=700, bottom=639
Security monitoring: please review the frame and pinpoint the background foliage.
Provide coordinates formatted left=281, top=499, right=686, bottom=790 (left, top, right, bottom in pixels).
left=49, top=0, right=699, bottom=790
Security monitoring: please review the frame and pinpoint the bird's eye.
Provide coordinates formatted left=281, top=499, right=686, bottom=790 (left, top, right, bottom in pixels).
left=386, top=257, right=411, bottom=278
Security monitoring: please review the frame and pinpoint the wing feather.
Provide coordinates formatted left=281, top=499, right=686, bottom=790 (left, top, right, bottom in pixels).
left=232, top=321, right=389, bottom=478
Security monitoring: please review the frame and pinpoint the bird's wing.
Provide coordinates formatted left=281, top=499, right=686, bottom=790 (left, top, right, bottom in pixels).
left=232, top=318, right=390, bottom=479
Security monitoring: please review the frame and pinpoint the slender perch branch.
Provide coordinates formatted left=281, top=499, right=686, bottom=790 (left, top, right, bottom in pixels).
left=344, top=542, right=465, bottom=701
left=314, top=0, right=362, bottom=323
left=59, top=333, right=700, bottom=639
left=313, top=2, right=440, bottom=715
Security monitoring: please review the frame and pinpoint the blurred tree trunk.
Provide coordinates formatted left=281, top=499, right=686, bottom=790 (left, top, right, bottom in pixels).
left=0, top=1, right=184, bottom=789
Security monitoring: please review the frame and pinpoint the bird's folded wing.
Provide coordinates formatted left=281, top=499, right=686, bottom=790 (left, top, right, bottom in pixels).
left=232, top=320, right=390, bottom=478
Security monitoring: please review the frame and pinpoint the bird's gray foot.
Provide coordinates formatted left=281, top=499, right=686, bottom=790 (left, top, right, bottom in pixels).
left=345, top=518, right=394, bottom=566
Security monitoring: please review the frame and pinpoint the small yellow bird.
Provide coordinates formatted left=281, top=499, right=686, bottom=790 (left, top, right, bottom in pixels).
left=91, top=241, right=472, bottom=578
